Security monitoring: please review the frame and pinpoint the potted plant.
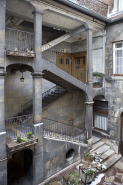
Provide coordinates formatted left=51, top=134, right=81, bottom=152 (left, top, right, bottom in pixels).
left=79, top=167, right=97, bottom=184
left=85, top=153, right=94, bottom=162
left=93, top=72, right=105, bottom=88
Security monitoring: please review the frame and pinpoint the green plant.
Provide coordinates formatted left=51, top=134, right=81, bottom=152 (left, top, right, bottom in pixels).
left=21, top=137, right=29, bottom=142
left=93, top=82, right=101, bottom=86
left=17, top=136, right=22, bottom=143
left=69, top=171, right=81, bottom=185
left=93, top=72, right=105, bottom=78
left=85, top=169, right=96, bottom=176
left=85, top=153, right=94, bottom=159
left=27, top=132, right=33, bottom=139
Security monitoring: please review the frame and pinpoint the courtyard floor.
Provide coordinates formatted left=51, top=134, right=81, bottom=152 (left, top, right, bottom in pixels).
left=43, top=158, right=123, bottom=185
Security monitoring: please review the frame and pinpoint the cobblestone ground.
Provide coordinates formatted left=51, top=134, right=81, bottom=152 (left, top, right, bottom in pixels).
left=97, top=158, right=123, bottom=185
left=45, top=158, right=123, bottom=185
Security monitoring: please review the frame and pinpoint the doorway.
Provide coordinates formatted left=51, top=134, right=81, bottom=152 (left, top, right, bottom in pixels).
left=7, top=149, right=33, bottom=185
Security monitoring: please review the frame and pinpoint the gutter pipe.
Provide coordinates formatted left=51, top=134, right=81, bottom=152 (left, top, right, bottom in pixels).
left=53, top=0, right=123, bottom=24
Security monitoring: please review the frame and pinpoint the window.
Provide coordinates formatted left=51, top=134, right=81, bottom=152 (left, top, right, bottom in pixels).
left=60, top=58, right=64, bottom=64
left=113, top=42, right=123, bottom=75
left=66, top=59, right=69, bottom=65
left=94, top=101, right=108, bottom=132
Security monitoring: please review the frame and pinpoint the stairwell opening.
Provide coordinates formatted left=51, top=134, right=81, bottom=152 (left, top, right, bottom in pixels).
left=66, top=148, right=75, bottom=161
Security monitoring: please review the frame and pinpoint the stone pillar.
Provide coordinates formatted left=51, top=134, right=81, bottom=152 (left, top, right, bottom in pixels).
left=33, top=10, right=43, bottom=72
left=86, top=28, right=93, bottom=85
left=32, top=73, right=43, bottom=124
left=0, top=1, right=7, bottom=184
left=33, top=123, right=44, bottom=185
left=85, top=102, right=94, bottom=140
left=0, top=73, right=7, bottom=185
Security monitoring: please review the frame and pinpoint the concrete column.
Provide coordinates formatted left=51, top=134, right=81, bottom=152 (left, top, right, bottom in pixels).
left=33, top=10, right=43, bottom=72
left=86, top=28, right=93, bottom=84
left=85, top=101, right=94, bottom=139
left=32, top=73, right=43, bottom=124
left=0, top=0, right=6, bottom=66
left=0, top=73, right=7, bottom=185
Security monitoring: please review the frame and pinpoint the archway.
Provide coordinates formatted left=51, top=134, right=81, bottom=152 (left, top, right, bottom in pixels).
left=7, top=149, right=33, bottom=185
left=120, top=112, right=123, bottom=155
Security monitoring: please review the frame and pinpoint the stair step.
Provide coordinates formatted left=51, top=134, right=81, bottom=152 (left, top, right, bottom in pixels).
left=93, top=144, right=110, bottom=154
left=91, top=141, right=105, bottom=152
left=92, top=135, right=101, bottom=144
left=100, top=149, right=115, bottom=162
left=103, top=154, right=122, bottom=169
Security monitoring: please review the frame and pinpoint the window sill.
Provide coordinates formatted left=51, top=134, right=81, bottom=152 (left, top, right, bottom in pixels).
left=92, top=129, right=110, bottom=139
left=108, top=10, right=123, bottom=18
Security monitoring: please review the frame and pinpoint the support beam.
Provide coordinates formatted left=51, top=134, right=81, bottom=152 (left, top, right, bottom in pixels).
left=14, top=19, right=23, bottom=26
left=32, top=73, right=43, bottom=124
left=85, top=101, right=94, bottom=139
left=33, top=10, right=43, bottom=72
left=86, top=28, right=93, bottom=84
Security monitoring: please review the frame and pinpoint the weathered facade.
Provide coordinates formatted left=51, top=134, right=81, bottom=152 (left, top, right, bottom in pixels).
left=0, top=0, right=123, bottom=184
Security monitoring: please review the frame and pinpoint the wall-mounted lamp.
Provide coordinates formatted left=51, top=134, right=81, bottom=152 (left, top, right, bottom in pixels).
left=20, top=72, right=24, bottom=82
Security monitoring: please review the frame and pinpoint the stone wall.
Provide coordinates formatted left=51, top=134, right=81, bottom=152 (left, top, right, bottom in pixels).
left=104, top=21, right=123, bottom=146
left=5, top=68, right=55, bottom=118
left=43, top=137, right=88, bottom=180
left=42, top=91, right=86, bottom=129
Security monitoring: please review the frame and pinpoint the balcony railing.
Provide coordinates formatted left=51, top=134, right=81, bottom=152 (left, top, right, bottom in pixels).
left=5, top=27, right=35, bottom=57
left=5, top=114, right=33, bottom=143
left=43, top=117, right=86, bottom=143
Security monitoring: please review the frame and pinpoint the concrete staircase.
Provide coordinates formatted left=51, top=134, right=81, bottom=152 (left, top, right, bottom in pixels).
left=19, top=86, right=66, bottom=115
left=90, top=135, right=122, bottom=171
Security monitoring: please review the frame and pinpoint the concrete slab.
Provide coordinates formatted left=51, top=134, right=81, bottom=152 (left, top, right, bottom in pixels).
left=103, top=154, right=122, bottom=169
left=100, top=149, right=115, bottom=161
left=92, top=135, right=101, bottom=144
left=90, top=141, right=105, bottom=152
left=94, top=144, right=110, bottom=154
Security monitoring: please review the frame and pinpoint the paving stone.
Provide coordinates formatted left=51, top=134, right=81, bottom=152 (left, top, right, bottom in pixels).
left=114, top=177, right=121, bottom=183
left=105, top=176, right=114, bottom=183
left=105, top=167, right=117, bottom=177
left=115, top=161, right=123, bottom=170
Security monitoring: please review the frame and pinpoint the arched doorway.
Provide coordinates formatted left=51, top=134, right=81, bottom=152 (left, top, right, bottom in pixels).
left=120, top=112, right=123, bottom=155
left=7, top=149, right=33, bottom=185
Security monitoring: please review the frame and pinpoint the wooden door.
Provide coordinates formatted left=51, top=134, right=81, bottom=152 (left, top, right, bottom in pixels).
left=120, top=112, right=123, bottom=155
left=71, top=52, right=87, bottom=82
left=56, top=53, right=72, bottom=74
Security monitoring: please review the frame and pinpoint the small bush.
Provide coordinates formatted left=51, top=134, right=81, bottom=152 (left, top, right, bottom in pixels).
left=27, top=132, right=33, bottom=139
left=17, top=136, right=22, bottom=143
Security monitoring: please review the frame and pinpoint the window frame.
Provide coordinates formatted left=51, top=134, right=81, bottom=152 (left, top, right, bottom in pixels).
left=113, top=41, right=123, bottom=76
left=93, top=100, right=108, bottom=133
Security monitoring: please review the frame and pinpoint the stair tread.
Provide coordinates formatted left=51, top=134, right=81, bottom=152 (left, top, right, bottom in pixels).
left=100, top=149, right=115, bottom=160
left=103, top=154, right=122, bottom=169
left=92, top=135, right=101, bottom=144
left=91, top=141, right=105, bottom=152
left=93, top=144, right=110, bottom=154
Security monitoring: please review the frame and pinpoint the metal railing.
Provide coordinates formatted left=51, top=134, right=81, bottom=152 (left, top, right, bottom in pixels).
left=43, top=117, right=86, bottom=143
left=42, top=40, right=87, bottom=83
left=5, top=27, right=34, bottom=53
left=21, top=86, right=65, bottom=114
left=5, top=114, right=33, bottom=142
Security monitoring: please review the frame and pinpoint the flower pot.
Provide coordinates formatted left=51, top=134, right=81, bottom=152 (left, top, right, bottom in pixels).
left=93, top=76, right=102, bottom=84
left=85, top=156, right=93, bottom=162
left=79, top=168, right=95, bottom=184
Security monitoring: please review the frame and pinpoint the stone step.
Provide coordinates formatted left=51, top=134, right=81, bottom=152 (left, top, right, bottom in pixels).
left=92, top=135, right=101, bottom=144
left=100, top=149, right=115, bottom=162
left=103, top=154, right=122, bottom=170
left=93, top=144, right=110, bottom=155
left=90, top=141, right=105, bottom=152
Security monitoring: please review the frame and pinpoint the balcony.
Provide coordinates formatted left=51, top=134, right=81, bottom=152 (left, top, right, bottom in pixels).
left=5, top=114, right=37, bottom=152
left=5, top=27, right=35, bottom=58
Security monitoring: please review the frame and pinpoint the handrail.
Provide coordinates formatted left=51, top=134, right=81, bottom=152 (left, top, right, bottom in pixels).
left=5, top=114, right=33, bottom=142
left=43, top=117, right=86, bottom=143
left=42, top=40, right=88, bottom=83
left=5, top=27, right=34, bottom=53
